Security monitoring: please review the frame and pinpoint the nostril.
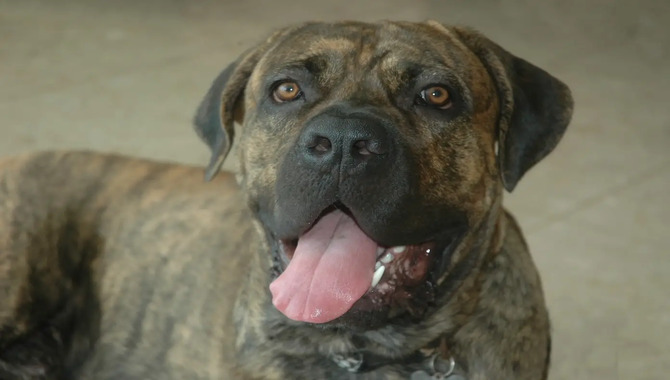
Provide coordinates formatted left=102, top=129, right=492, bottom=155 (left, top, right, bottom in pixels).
left=314, top=137, right=331, bottom=153
left=306, top=135, right=332, bottom=155
left=354, top=140, right=371, bottom=156
left=354, top=139, right=387, bottom=156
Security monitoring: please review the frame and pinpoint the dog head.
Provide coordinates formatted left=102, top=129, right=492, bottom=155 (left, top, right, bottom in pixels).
left=194, top=21, right=572, bottom=329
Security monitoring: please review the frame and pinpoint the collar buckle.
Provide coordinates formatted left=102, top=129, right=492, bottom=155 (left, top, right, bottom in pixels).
left=329, top=336, right=462, bottom=378
left=331, top=351, right=363, bottom=373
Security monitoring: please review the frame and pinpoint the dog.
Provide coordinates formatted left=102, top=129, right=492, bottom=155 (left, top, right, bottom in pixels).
left=0, top=20, right=572, bottom=379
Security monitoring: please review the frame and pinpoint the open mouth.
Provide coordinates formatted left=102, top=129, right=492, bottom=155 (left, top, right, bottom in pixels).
left=269, top=206, right=444, bottom=324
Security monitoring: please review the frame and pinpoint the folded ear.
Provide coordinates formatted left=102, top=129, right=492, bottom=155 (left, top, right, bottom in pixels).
left=193, top=47, right=261, bottom=181
left=452, top=27, right=574, bottom=192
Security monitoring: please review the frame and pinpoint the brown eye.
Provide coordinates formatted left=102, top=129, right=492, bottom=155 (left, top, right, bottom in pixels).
left=273, top=81, right=302, bottom=102
left=419, top=86, right=451, bottom=109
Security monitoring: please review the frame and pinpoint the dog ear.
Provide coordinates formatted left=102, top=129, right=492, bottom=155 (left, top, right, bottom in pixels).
left=452, top=27, right=574, bottom=192
left=194, top=25, right=306, bottom=181
left=193, top=48, right=261, bottom=181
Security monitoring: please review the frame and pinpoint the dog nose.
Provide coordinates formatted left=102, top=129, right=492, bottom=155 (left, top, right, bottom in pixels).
left=298, top=111, right=391, bottom=172
left=301, top=125, right=389, bottom=158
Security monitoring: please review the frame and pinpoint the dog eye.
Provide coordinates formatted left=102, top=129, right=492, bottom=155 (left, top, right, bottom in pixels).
left=272, top=81, right=303, bottom=103
left=417, top=85, right=452, bottom=109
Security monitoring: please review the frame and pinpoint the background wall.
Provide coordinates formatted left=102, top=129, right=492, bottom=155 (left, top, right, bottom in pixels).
left=1, top=1, right=668, bottom=378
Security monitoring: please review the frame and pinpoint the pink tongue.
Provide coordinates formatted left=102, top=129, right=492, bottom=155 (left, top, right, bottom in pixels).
left=269, top=210, right=378, bottom=323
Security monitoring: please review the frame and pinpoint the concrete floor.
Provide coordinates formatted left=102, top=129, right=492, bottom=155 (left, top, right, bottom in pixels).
left=1, top=0, right=668, bottom=378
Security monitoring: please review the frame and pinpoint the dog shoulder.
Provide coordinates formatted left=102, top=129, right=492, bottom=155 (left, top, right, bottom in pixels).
left=454, top=211, right=550, bottom=379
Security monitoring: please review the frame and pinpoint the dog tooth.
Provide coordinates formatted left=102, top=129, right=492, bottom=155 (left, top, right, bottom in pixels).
left=380, top=252, right=394, bottom=264
left=375, top=261, right=382, bottom=270
left=376, top=247, right=385, bottom=256
left=391, top=246, right=406, bottom=254
left=371, top=265, right=385, bottom=288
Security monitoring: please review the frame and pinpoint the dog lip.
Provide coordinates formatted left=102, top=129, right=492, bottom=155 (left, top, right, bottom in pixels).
left=273, top=200, right=447, bottom=248
left=274, top=203, right=435, bottom=263
left=273, top=204, right=340, bottom=242
left=274, top=231, right=437, bottom=275
left=277, top=238, right=434, bottom=267
left=272, top=203, right=445, bottom=266
left=278, top=239, right=296, bottom=266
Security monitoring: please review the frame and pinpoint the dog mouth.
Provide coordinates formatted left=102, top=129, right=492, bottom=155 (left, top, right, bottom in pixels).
left=269, top=206, right=448, bottom=325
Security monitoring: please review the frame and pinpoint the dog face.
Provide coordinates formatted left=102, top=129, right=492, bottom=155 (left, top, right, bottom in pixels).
left=194, top=21, right=572, bottom=328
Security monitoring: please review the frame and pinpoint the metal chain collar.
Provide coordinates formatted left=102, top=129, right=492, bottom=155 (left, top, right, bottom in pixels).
left=329, top=336, right=466, bottom=379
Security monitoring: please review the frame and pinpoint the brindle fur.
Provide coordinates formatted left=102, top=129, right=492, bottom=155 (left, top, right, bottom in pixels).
left=0, top=21, right=572, bottom=379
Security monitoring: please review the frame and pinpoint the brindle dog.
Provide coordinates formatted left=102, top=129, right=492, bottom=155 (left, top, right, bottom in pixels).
left=0, top=21, right=572, bottom=380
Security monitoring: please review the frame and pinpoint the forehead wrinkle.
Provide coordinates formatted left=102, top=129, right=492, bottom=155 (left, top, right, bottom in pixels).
left=420, top=21, right=482, bottom=83
left=258, top=40, right=360, bottom=83
left=274, top=37, right=356, bottom=64
left=381, top=21, right=471, bottom=70
left=372, top=27, right=474, bottom=96
left=254, top=33, right=354, bottom=71
left=263, top=56, right=324, bottom=75
left=305, top=37, right=356, bottom=53
left=424, top=20, right=469, bottom=52
left=361, top=48, right=391, bottom=72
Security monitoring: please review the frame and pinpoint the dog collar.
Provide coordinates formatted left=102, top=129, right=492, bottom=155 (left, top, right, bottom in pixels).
left=329, top=336, right=466, bottom=379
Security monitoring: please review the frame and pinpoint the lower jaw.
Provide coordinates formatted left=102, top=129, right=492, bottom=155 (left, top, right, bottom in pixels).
left=324, top=282, right=437, bottom=330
